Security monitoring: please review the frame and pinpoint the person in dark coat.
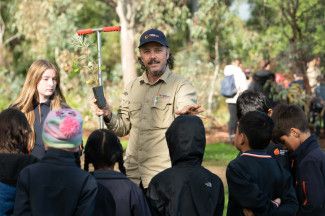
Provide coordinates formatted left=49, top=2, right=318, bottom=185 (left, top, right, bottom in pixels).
left=13, top=109, right=99, bottom=216
left=146, top=115, right=224, bottom=216
left=272, top=104, right=325, bottom=216
left=226, top=111, right=298, bottom=216
left=236, top=90, right=289, bottom=170
left=0, top=108, right=38, bottom=216
left=248, top=60, right=275, bottom=103
left=84, top=129, right=151, bottom=216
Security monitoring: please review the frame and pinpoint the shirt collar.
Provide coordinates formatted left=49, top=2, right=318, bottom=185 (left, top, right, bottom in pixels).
left=139, top=67, right=172, bottom=85
left=93, top=170, right=128, bottom=180
left=290, top=134, right=319, bottom=159
left=33, top=99, right=51, bottom=109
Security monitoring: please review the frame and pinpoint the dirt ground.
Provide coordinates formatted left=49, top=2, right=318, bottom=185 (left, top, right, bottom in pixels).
left=206, top=127, right=229, bottom=144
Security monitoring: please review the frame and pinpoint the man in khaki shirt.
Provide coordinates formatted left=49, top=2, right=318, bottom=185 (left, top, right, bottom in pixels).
left=94, top=28, right=203, bottom=188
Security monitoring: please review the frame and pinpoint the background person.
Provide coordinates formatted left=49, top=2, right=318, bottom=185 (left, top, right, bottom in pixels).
left=224, top=58, right=248, bottom=142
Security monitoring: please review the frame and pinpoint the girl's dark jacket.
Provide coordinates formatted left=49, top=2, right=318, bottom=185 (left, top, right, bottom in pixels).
left=0, top=153, right=38, bottom=216
left=146, top=115, right=224, bottom=216
left=93, top=170, right=151, bottom=216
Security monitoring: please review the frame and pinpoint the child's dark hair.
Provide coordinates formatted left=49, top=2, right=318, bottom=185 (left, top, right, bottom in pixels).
left=238, top=111, right=274, bottom=149
left=0, top=108, right=31, bottom=154
left=271, top=103, right=309, bottom=141
left=84, top=129, right=126, bottom=174
left=236, top=90, right=271, bottom=120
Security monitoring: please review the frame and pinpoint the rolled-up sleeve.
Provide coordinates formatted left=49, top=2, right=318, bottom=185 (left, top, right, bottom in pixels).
left=175, top=80, right=198, bottom=112
left=106, top=87, right=132, bottom=137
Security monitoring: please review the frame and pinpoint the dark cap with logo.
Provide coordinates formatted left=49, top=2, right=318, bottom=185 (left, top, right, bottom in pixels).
left=138, top=29, right=169, bottom=48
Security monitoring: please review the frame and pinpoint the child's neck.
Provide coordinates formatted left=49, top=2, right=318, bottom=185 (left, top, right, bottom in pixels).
left=299, top=131, right=311, bottom=144
left=95, top=165, right=115, bottom=171
left=240, top=144, right=251, bottom=153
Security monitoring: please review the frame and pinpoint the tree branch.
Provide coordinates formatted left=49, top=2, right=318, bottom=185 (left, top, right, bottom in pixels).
left=4, top=33, right=21, bottom=45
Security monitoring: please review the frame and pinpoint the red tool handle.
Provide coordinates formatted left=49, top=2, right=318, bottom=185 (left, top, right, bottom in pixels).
left=102, top=26, right=121, bottom=32
left=77, top=28, right=94, bottom=35
left=77, top=26, right=121, bottom=35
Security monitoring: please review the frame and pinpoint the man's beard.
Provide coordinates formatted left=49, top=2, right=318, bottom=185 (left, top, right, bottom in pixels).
left=149, top=70, right=164, bottom=77
left=145, top=59, right=166, bottom=77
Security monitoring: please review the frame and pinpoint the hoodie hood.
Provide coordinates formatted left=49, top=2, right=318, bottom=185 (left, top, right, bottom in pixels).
left=166, top=115, right=206, bottom=166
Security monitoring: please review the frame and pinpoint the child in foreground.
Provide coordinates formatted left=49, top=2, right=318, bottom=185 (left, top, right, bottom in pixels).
left=14, top=109, right=98, bottom=216
left=236, top=90, right=289, bottom=169
left=226, top=111, right=298, bottom=216
left=272, top=103, right=325, bottom=215
left=0, top=108, right=38, bottom=215
left=146, top=115, right=224, bottom=216
left=84, top=129, right=151, bottom=216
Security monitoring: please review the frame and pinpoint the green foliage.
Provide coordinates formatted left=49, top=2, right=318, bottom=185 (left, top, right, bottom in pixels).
left=268, top=81, right=308, bottom=107
left=76, top=0, right=117, bottom=28
left=0, top=68, right=24, bottom=110
left=14, top=0, right=83, bottom=58
left=247, top=0, right=325, bottom=73
left=313, top=25, right=325, bottom=56
left=174, top=43, right=214, bottom=104
left=0, top=0, right=323, bottom=127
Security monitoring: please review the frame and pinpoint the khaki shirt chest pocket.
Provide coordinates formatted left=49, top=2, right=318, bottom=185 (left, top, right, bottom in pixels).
left=129, top=102, right=142, bottom=126
left=151, top=100, right=174, bottom=128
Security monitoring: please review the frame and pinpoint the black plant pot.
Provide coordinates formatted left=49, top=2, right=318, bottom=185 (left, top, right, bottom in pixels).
left=92, top=85, right=107, bottom=108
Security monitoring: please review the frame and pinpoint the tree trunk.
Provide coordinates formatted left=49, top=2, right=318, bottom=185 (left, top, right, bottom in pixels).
left=116, top=0, right=137, bottom=88
left=207, top=35, right=220, bottom=114
left=0, top=12, right=5, bottom=67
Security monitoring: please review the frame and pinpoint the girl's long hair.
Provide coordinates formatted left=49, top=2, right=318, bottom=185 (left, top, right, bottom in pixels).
left=12, top=59, right=67, bottom=151
left=84, top=129, right=126, bottom=175
left=0, top=108, right=31, bottom=154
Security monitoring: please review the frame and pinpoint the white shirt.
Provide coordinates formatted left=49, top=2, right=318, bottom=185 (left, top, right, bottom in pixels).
left=223, top=64, right=248, bottom=104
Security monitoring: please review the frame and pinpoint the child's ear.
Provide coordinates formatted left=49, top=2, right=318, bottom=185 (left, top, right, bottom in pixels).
left=267, top=108, right=273, bottom=117
left=290, top=128, right=300, bottom=138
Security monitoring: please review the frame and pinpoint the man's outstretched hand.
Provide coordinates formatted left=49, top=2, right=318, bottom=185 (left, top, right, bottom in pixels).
left=175, top=104, right=204, bottom=115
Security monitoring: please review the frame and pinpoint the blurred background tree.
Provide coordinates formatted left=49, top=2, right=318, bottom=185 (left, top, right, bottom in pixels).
left=0, top=0, right=324, bottom=130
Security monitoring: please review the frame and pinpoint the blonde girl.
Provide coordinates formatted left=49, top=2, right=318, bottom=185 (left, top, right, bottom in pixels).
left=12, top=59, right=68, bottom=158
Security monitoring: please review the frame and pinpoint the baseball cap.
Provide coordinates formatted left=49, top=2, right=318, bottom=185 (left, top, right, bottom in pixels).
left=138, top=29, right=169, bottom=48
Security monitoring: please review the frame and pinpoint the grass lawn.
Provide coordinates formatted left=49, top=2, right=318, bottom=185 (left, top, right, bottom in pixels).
left=204, top=142, right=238, bottom=166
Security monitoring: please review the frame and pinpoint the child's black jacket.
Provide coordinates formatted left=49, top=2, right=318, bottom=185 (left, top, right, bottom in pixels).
left=226, top=150, right=298, bottom=216
left=289, top=135, right=325, bottom=216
